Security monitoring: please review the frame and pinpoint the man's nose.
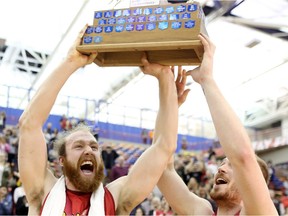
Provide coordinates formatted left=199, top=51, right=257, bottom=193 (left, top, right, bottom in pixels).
left=218, top=165, right=227, bottom=173
left=83, top=145, right=93, bottom=154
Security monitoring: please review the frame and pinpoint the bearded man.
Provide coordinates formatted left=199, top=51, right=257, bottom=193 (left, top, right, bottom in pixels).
left=18, top=25, right=188, bottom=215
left=156, top=34, right=278, bottom=215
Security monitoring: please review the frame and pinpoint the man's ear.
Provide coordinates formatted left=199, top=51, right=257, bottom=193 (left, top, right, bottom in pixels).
left=59, top=157, right=64, bottom=166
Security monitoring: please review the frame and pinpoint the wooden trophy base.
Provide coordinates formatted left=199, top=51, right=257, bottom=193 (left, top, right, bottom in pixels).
left=77, top=2, right=206, bottom=66
left=77, top=40, right=203, bottom=66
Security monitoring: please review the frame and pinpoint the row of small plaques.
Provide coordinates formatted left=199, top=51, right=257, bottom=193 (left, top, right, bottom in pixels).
left=83, top=20, right=196, bottom=44
left=96, top=12, right=195, bottom=26
left=94, top=4, right=198, bottom=19
left=87, top=20, right=195, bottom=33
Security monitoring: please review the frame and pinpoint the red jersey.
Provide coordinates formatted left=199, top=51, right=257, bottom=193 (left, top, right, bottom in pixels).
left=41, top=187, right=115, bottom=216
left=212, top=210, right=240, bottom=216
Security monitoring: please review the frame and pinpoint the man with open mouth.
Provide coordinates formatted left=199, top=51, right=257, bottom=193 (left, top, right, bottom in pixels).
left=156, top=34, right=278, bottom=215
left=18, top=24, right=189, bottom=215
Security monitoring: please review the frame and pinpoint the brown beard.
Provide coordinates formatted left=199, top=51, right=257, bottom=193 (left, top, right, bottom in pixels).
left=62, top=154, right=104, bottom=193
left=210, top=182, right=241, bottom=206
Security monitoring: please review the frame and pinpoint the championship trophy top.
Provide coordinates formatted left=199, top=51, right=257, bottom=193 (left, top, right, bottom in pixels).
left=76, top=0, right=207, bottom=67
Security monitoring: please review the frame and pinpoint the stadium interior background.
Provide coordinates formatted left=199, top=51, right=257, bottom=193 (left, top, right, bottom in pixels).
left=0, top=0, right=288, bottom=214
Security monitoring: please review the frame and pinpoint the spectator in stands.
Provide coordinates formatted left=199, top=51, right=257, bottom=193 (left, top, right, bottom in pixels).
left=181, top=136, right=188, bottom=150
left=70, top=117, right=78, bottom=129
left=173, top=154, right=186, bottom=182
left=283, top=176, right=288, bottom=196
left=1, top=168, right=17, bottom=190
left=15, top=195, right=29, bottom=215
left=270, top=189, right=285, bottom=215
left=134, top=205, right=145, bottom=216
left=207, top=146, right=216, bottom=159
left=0, top=185, right=13, bottom=215
left=0, top=135, right=9, bottom=162
left=92, top=121, right=100, bottom=141
left=281, top=191, right=288, bottom=215
left=0, top=153, right=6, bottom=187
left=0, top=111, right=6, bottom=133
left=49, top=128, right=59, bottom=146
left=47, top=128, right=60, bottom=162
left=109, top=156, right=129, bottom=182
left=141, top=129, right=148, bottom=144
left=160, top=197, right=174, bottom=216
left=197, top=183, right=217, bottom=213
left=18, top=25, right=180, bottom=215
left=139, top=192, right=154, bottom=215
left=13, top=180, right=25, bottom=204
left=6, top=127, right=18, bottom=169
left=267, top=160, right=275, bottom=178
left=148, top=129, right=154, bottom=144
left=13, top=178, right=29, bottom=215
left=187, top=177, right=199, bottom=193
left=205, top=153, right=218, bottom=176
left=267, top=160, right=279, bottom=188
left=156, top=34, right=278, bottom=215
left=59, top=114, right=68, bottom=131
left=101, top=143, right=119, bottom=183
left=182, top=153, right=192, bottom=166
left=148, top=196, right=162, bottom=215
left=44, top=123, right=53, bottom=144
left=45, top=122, right=53, bottom=135
left=184, top=155, right=205, bottom=184
left=77, top=118, right=87, bottom=126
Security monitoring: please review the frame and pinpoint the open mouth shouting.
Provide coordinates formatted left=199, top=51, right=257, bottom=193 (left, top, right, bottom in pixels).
left=215, top=177, right=228, bottom=185
left=80, top=160, right=95, bottom=175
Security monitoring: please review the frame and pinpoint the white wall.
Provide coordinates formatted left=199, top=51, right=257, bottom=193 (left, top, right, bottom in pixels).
left=257, top=145, right=288, bottom=165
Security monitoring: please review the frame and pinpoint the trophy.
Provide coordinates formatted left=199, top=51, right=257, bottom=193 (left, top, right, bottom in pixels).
left=76, top=1, right=207, bottom=66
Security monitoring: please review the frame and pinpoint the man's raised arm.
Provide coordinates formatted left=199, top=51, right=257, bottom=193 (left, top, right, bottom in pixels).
left=18, top=25, right=97, bottom=211
left=107, top=54, right=180, bottom=214
left=187, top=34, right=277, bottom=215
left=157, top=66, right=213, bottom=215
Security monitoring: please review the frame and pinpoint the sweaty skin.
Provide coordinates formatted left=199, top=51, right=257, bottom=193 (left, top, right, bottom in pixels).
left=18, top=26, right=180, bottom=215
left=157, top=34, right=278, bottom=216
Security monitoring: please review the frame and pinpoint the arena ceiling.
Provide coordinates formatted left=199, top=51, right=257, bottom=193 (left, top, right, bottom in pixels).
left=0, top=0, right=288, bottom=132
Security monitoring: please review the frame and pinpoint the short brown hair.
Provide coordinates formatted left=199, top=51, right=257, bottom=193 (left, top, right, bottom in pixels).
left=256, top=155, right=270, bottom=184
left=54, top=124, right=93, bottom=157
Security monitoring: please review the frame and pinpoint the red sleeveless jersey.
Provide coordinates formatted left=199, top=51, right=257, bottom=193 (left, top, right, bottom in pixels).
left=41, top=187, right=115, bottom=215
left=212, top=210, right=240, bottom=216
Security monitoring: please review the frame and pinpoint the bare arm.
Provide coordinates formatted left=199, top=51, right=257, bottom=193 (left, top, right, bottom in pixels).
left=18, top=25, right=97, bottom=207
left=187, top=34, right=277, bottom=215
left=158, top=157, right=213, bottom=215
left=108, top=54, right=179, bottom=214
left=157, top=66, right=213, bottom=215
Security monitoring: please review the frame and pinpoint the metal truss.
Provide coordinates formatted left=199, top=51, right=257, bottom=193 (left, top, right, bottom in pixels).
left=0, top=45, right=49, bottom=77
left=244, top=93, right=288, bottom=128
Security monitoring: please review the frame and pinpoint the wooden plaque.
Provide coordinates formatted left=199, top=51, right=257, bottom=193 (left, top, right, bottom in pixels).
left=77, top=2, right=207, bottom=66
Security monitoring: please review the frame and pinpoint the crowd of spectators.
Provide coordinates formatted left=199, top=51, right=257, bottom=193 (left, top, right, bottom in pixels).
left=0, top=113, right=28, bottom=215
left=0, top=110, right=288, bottom=215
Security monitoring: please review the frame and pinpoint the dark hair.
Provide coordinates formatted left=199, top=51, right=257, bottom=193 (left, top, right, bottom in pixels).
left=54, top=124, right=93, bottom=157
left=135, top=206, right=145, bottom=215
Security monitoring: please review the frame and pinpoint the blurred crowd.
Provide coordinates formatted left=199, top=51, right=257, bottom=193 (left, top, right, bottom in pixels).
left=1, top=110, right=288, bottom=215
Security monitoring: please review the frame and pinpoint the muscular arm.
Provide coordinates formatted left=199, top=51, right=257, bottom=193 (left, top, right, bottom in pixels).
left=108, top=55, right=179, bottom=214
left=188, top=34, right=277, bottom=215
left=157, top=66, right=213, bottom=215
left=158, top=157, right=213, bottom=215
left=18, top=26, right=97, bottom=210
